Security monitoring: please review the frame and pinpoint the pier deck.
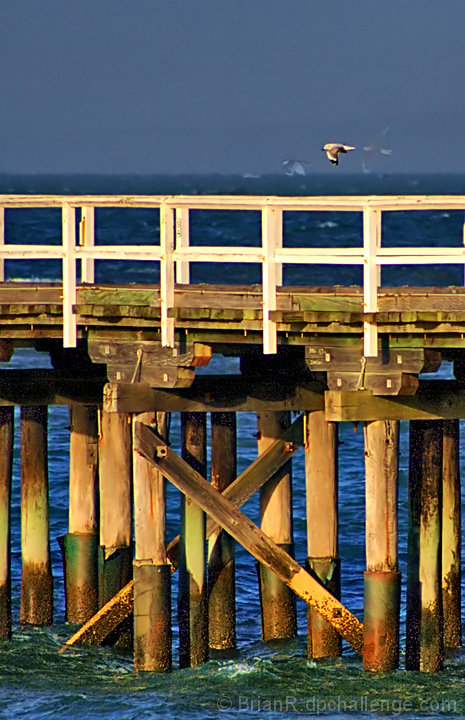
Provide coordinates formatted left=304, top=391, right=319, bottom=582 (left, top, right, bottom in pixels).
left=0, top=281, right=465, bottom=410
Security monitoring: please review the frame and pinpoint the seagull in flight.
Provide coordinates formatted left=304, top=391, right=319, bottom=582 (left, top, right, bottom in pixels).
left=322, top=143, right=356, bottom=166
left=362, top=127, right=392, bottom=173
left=280, top=159, right=311, bottom=176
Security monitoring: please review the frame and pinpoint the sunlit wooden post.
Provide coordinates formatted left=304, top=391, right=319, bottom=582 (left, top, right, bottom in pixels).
left=406, top=420, right=443, bottom=672
left=208, top=412, right=236, bottom=653
left=160, top=203, right=175, bottom=348
left=178, top=412, right=208, bottom=668
left=442, top=419, right=461, bottom=649
left=175, top=208, right=190, bottom=284
left=363, top=420, right=400, bottom=671
left=305, top=410, right=341, bottom=658
left=133, top=411, right=171, bottom=672
left=261, top=206, right=281, bottom=355
left=62, top=203, right=77, bottom=348
left=257, top=411, right=297, bottom=641
left=80, top=206, right=95, bottom=284
left=98, top=411, right=132, bottom=614
left=20, top=406, right=53, bottom=625
left=0, top=407, right=13, bottom=637
left=362, top=206, right=380, bottom=357
left=61, top=404, right=99, bottom=624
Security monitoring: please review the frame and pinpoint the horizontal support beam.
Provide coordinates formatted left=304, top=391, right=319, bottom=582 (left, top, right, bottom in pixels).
left=2, top=370, right=464, bottom=419
left=325, top=381, right=465, bottom=421
left=134, top=421, right=364, bottom=654
left=103, top=377, right=325, bottom=412
left=1, top=369, right=465, bottom=420
left=0, top=370, right=106, bottom=406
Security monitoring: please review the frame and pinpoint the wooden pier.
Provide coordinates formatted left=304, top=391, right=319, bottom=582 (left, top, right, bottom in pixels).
left=0, top=193, right=464, bottom=672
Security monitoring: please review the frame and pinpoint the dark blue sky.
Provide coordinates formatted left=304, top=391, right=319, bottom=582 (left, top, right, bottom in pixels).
left=1, top=1, right=464, bottom=175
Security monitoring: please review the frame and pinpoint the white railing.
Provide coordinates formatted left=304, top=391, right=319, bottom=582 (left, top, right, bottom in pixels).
left=1, top=194, right=465, bottom=356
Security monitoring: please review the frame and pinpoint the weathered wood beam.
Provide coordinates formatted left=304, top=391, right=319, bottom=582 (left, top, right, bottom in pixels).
left=104, top=377, right=325, bottom=413
left=326, top=382, right=465, bottom=421
left=59, top=581, right=134, bottom=653
left=0, top=370, right=106, bottom=406
left=175, top=412, right=304, bottom=550
left=326, top=370, right=419, bottom=396
left=0, top=341, right=13, bottom=362
left=133, top=421, right=364, bottom=655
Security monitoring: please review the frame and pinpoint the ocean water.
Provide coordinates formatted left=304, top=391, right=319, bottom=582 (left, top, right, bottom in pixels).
left=1, top=173, right=465, bottom=719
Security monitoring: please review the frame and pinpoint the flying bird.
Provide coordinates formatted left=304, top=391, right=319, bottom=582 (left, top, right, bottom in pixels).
left=322, top=143, right=356, bottom=166
left=280, top=159, right=310, bottom=176
left=362, top=127, right=392, bottom=173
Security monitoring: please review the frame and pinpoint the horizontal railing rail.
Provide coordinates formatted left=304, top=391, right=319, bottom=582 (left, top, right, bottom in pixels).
left=0, top=194, right=464, bottom=356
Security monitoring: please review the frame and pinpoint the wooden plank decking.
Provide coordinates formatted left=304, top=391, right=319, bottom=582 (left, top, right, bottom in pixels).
left=1, top=281, right=465, bottom=411
left=2, top=282, right=465, bottom=336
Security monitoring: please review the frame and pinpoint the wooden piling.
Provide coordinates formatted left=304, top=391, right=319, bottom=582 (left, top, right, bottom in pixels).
left=133, top=411, right=171, bottom=672
left=208, top=412, right=236, bottom=653
left=178, top=412, right=208, bottom=668
left=20, top=406, right=53, bottom=626
left=257, top=411, right=297, bottom=642
left=98, top=411, right=132, bottom=612
left=0, top=407, right=13, bottom=638
left=135, top=420, right=364, bottom=655
left=406, top=421, right=421, bottom=670
left=406, top=420, right=444, bottom=672
left=363, top=420, right=400, bottom=671
left=61, top=404, right=99, bottom=623
left=442, top=419, right=461, bottom=649
left=305, top=410, right=341, bottom=658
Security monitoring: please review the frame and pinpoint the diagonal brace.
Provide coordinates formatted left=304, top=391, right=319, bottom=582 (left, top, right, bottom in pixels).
left=134, top=420, right=364, bottom=655
left=59, top=412, right=305, bottom=652
left=166, top=412, right=304, bottom=566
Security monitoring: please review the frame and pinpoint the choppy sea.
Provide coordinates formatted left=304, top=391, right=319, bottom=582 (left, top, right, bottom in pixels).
left=1, top=172, right=465, bottom=719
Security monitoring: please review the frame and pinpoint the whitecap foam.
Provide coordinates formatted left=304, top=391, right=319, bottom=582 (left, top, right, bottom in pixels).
left=317, top=220, right=339, bottom=229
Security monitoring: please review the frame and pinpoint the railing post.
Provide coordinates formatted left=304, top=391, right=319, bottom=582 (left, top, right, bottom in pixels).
left=175, top=208, right=190, bottom=284
left=462, top=211, right=465, bottom=286
left=160, top=203, right=175, bottom=348
left=261, top=205, right=281, bottom=355
left=0, top=207, right=4, bottom=282
left=80, top=206, right=95, bottom=284
left=363, top=207, right=381, bottom=357
left=62, top=203, right=77, bottom=348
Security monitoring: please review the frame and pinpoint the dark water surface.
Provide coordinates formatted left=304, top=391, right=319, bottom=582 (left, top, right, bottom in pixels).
left=0, top=173, right=465, bottom=719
